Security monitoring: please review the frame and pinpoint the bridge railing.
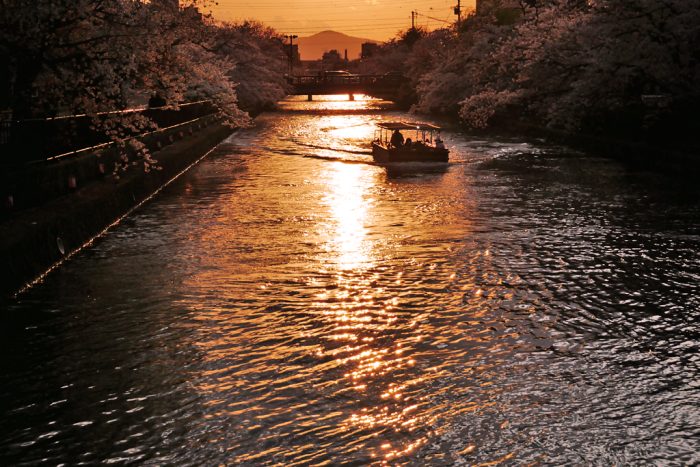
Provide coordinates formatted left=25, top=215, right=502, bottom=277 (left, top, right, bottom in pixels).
left=287, top=75, right=402, bottom=86
left=0, top=100, right=218, bottom=164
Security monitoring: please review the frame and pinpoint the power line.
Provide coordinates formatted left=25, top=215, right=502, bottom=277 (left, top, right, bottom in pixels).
left=210, top=0, right=457, bottom=36
left=211, top=0, right=456, bottom=14
left=213, top=0, right=453, bottom=7
left=284, top=21, right=409, bottom=29
left=287, top=25, right=409, bottom=33
left=254, top=17, right=406, bottom=22
left=414, top=11, right=452, bottom=24
left=258, top=18, right=413, bottom=25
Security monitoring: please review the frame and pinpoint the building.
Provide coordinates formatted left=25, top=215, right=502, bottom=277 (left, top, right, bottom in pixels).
left=287, top=44, right=301, bottom=65
left=361, top=42, right=380, bottom=60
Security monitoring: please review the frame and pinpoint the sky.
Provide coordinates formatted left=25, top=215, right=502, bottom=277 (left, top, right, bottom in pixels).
left=207, top=0, right=476, bottom=41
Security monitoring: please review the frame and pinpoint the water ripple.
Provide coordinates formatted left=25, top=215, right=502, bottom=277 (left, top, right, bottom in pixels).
left=1, top=96, right=699, bottom=465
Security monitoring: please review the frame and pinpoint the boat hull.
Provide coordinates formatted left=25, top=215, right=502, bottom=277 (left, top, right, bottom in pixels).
left=372, top=143, right=449, bottom=164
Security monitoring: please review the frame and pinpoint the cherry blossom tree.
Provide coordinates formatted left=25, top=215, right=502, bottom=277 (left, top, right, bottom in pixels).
left=2, top=1, right=210, bottom=116
left=0, top=0, right=293, bottom=171
left=205, top=20, right=289, bottom=114
left=415, top=17, right=510, bottom=115
left=370, top=0, right=700, bottom=139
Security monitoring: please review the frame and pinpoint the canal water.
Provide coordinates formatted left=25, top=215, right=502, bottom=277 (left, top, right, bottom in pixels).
left=1, top=96, right=699, bottom=465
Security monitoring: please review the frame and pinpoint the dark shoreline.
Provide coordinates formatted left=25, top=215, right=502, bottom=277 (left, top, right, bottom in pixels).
left=503, top=121, right=700, bottom=175
left=0, top=117, right=234, bottom=300
left=424, top=110, right=700, bottom=175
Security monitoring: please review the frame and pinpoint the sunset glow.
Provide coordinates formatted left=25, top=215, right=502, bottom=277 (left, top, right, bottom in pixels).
left=2, top=0, right=697, bottom=465
left=208, top=0, right=476, bottom=41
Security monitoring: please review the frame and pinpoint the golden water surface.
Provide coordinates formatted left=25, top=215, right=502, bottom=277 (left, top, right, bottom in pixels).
left=1, top=96, right=699, bottom=465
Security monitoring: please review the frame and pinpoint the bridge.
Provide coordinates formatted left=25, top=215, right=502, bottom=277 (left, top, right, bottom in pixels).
left=286, top=74, right=407, bottom=101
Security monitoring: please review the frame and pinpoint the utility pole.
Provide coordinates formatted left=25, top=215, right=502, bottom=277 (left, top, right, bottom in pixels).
left=411, top=10, right=416, bottom=29
left=454, top=0, right=462, bottom=29
left=286, top=34, right=298, bottom=76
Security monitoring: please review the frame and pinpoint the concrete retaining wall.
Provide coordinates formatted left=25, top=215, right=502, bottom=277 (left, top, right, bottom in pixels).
left=0, top=117, right=233, bottom=298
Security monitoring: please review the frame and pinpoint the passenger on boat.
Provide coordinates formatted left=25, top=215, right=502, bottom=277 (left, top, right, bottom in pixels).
left=390, top=129, right=404, bottom=147
left=405, top=137, right=413, bottom=147
left=435, top=137, right=445, bottom=149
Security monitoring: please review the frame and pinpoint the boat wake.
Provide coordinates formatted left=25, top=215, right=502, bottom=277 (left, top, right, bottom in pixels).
left=302, top=154, right=374, bottom=165
left=317, top=122, right=370, bottom=132
left=294, top=141, right=372, bottom=155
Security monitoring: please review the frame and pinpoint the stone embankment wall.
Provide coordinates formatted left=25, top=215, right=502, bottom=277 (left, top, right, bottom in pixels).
left=0, top=116, right=233, bottom=298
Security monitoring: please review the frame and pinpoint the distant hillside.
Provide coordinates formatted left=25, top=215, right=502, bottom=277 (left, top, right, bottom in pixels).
left=297, top=30, right=379, bottom=61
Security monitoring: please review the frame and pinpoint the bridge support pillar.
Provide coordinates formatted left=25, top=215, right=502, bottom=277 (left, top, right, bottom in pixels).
left=349, top=94, right=355, bottom=101
left=307, top=94, right=313, bottom=101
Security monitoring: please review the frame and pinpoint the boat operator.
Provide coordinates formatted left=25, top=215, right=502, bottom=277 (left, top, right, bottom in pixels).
left=390, top=129, right=404, bottom=148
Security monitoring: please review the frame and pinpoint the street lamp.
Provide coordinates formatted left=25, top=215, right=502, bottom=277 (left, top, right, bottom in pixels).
left=286, top=34, right=298, bottom=76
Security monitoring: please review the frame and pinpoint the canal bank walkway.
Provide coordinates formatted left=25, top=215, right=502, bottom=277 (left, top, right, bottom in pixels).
left=0, top=117, right=233, bottom=298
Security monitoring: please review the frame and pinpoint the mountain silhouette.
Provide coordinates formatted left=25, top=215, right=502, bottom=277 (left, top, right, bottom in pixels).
left=297, top=30, right=379, bottom=61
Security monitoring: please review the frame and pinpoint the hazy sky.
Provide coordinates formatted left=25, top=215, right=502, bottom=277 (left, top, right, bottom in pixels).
left=207, top=0, right=476, bottom=41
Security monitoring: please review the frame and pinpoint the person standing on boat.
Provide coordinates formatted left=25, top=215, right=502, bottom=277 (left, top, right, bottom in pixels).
left=390, top=129, right=404, bottom=148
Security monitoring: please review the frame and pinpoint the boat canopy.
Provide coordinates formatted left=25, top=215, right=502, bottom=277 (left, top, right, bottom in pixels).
left=377, top=121, right=442, bottom=131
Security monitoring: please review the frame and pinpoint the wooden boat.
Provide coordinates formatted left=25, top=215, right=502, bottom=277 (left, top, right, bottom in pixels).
left=372, top=122, right=448, bottom=164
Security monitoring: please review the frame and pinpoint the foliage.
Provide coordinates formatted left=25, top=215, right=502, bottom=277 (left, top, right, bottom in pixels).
left=205, top=20, right=289, bottom=114
left=359, top=26, right=446, bottom=107
left=0, top=1, right=287, bottom=171
left=367, top=0, right=700, bottom=138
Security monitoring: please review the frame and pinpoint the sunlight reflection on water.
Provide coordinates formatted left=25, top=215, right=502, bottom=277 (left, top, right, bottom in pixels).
left=323, top=163, right=374, bottom=271
left=1, top=95, right=699, bottom=466
left=278, top=93, right=382, bottom=112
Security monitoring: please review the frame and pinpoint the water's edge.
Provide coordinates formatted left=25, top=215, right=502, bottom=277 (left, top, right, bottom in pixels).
left=0, top=120, right=233, bottom=298
left=1, top=97, right=698, bottom=465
